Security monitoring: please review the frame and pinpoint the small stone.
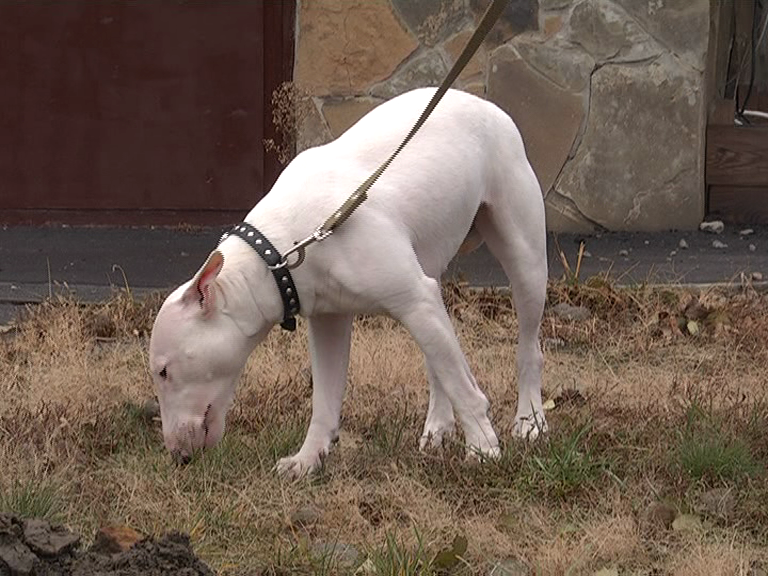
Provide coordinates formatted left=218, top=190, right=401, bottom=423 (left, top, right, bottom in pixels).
left=0, top=514, right=22, bottom=538
left=23, top=518, right=80, bottom=557
left=593, top=569, right=619, bottom=576
left=554, top=388, right=587, bottom=407
left=582, top=250, right=592, bottom=258
left=740, top=228, right=755, bottom=236
left=90, top=525, right=144, bottom=555
left=0, top=540, right=37, bottom=575
left=644, top=240, right=650, bottom=245
left=489, top=558, right=529, bottom=576
left=700, top=220, right=725, bottom=234
left=0, top=514, right=39, bottom=575
left=618, top=249, right=629, bottom=257
left=679, top=238, right=689, bottom=249
left=551, top=303, right=591, bottom=322
left=641, top=501, right=676, bottom=529
left=672, top=513, right=702, bottom=533
left=141, top=398, right=161, bottom=421
left=752, top=272, right=764, bottom=281
left=290, top=505, right=320, bottom=529
left=712, top=240, right=728, bottom=249
left=311, top=542, right=360, bottom=569
left=750, top=244, right=757, bottom=252
left=696, top=487, right=737, bottom=521
left=543, top=337, right=565, bottom=350
left=669, top=250, right=677, bottom=257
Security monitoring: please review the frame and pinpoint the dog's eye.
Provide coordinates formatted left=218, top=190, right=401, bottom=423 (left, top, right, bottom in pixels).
left=159, top=367, right=168, bottom=380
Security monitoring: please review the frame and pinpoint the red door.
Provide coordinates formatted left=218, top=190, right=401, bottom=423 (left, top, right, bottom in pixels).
left=0, top=2, right=294, bottom=224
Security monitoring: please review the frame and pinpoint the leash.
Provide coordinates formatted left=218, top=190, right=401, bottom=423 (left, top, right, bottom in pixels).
left=271, top=0, right=510, bottom=271
left=221, top=0, right=509, bottom=330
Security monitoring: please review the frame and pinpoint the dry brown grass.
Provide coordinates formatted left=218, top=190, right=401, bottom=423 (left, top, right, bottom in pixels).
left=2, top=280, right=768, bottom=574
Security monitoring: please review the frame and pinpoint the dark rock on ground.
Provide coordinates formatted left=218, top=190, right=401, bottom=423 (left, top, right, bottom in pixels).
left=640, top=501, right=677, bottom=530
left=551, top=302, right=591, bottom=321
left=23, top=519, right=80, bottom=557
left=90, top=526, right=144, bottom=556
left=0, top=513, right=213, bottom=576
left=0, top=513, right=40, bottom=576
left=69, top=531, right=214, bottom=576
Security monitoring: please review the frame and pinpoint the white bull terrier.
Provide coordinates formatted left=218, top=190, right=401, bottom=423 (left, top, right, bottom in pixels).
left=149, top=87, right=547, bottom=479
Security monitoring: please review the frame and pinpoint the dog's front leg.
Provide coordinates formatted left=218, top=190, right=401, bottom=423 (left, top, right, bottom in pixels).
left=275, top=313, right=353, bottom=480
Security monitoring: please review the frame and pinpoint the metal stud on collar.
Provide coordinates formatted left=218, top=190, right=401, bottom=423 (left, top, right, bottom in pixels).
left=219, top=223, right=301, bottom=331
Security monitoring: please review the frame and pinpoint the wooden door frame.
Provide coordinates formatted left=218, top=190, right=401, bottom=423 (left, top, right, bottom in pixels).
left=263, top=0, right=296, bottom=195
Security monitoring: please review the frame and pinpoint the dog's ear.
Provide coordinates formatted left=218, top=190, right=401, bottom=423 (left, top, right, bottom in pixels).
left=183, top=250, right=224, bottom=315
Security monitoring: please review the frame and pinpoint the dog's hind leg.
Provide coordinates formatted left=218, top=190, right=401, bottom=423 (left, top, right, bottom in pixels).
left=475, top=167, right=548, bottom=439
left=389, top=274, right=500, bottom=459
left=275, top=313, right=353, bottom=480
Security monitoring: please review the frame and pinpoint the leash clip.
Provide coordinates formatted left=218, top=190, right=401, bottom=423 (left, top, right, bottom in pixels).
left=268, top=227, right=333, bottom=271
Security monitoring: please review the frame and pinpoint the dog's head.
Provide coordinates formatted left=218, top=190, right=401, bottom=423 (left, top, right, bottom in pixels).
left=149, top=250, right=262, bottom=463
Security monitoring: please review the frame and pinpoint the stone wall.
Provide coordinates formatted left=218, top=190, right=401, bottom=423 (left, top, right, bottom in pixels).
left=293, top=0, right=711, bottom=232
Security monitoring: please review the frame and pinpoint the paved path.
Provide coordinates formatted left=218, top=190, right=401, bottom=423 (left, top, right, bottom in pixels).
left=2, top=223, right=767, bottom=324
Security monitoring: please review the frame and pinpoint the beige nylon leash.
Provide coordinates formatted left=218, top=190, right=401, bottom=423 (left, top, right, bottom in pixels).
left=271, top=0, right=510, bottom=271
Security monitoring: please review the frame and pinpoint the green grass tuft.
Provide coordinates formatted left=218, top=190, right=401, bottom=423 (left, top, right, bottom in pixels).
left=677, top=405, right=761, bottom=483
left=368, top=531, right=436, bottom=576
left=518, top=420, right=614, bottom=499
left=0, top=479, right=63, bottom=521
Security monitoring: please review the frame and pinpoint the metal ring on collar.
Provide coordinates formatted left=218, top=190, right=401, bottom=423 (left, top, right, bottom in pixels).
left=268, top=227, right=333, bottom=271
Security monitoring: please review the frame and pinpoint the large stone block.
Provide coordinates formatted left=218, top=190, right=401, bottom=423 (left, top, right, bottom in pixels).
left=443, top=29, right=488, bottom=84
left=545, top=190, right=596, bottom=233
left=370, top=49, right=449, bottom=99
left=566, top=0, right=662, bottom=63
left=487, top=48, right=585, bottom=196
left=614, top=0, right=709, bottom=71
left=296, top=98, right=332, bottom=154
left=515, top=38, right=595, bottom=92
left=295, top=0, right=418, bottom=96
left=322, top=97, right=383, bottom=138
left=391, top=0, right=469, bottom=46
left=540, top=0, right=571, bottom=9
left=557, top=54, right=705, bottom=231
left=470, top=0, right=539, bottom=46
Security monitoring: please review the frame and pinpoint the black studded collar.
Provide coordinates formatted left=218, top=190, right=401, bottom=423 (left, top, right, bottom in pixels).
left=219, top=222, right=300, bottom=331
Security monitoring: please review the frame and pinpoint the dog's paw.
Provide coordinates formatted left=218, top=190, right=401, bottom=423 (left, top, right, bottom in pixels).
left=274, top=452, right=323, bottom=481
left=466, top=442, right=501, bottom=462
left=513, top=412, right=548, bottom=441
left=419, top=422, right=455, bottom=451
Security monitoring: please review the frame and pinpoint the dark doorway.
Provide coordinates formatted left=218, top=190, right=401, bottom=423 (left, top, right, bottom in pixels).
left=0, top=2, right=294, bottom=225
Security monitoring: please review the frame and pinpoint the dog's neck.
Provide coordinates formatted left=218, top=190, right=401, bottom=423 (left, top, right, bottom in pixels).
left=215, top=241, right=285, bottom=338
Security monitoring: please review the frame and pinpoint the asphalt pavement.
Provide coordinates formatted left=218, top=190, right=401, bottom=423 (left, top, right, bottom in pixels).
left=1, top=222, right=767, bottom=325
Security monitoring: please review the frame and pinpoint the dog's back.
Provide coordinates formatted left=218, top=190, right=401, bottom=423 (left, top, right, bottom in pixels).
left=251, top=88, right=541, bottom=280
